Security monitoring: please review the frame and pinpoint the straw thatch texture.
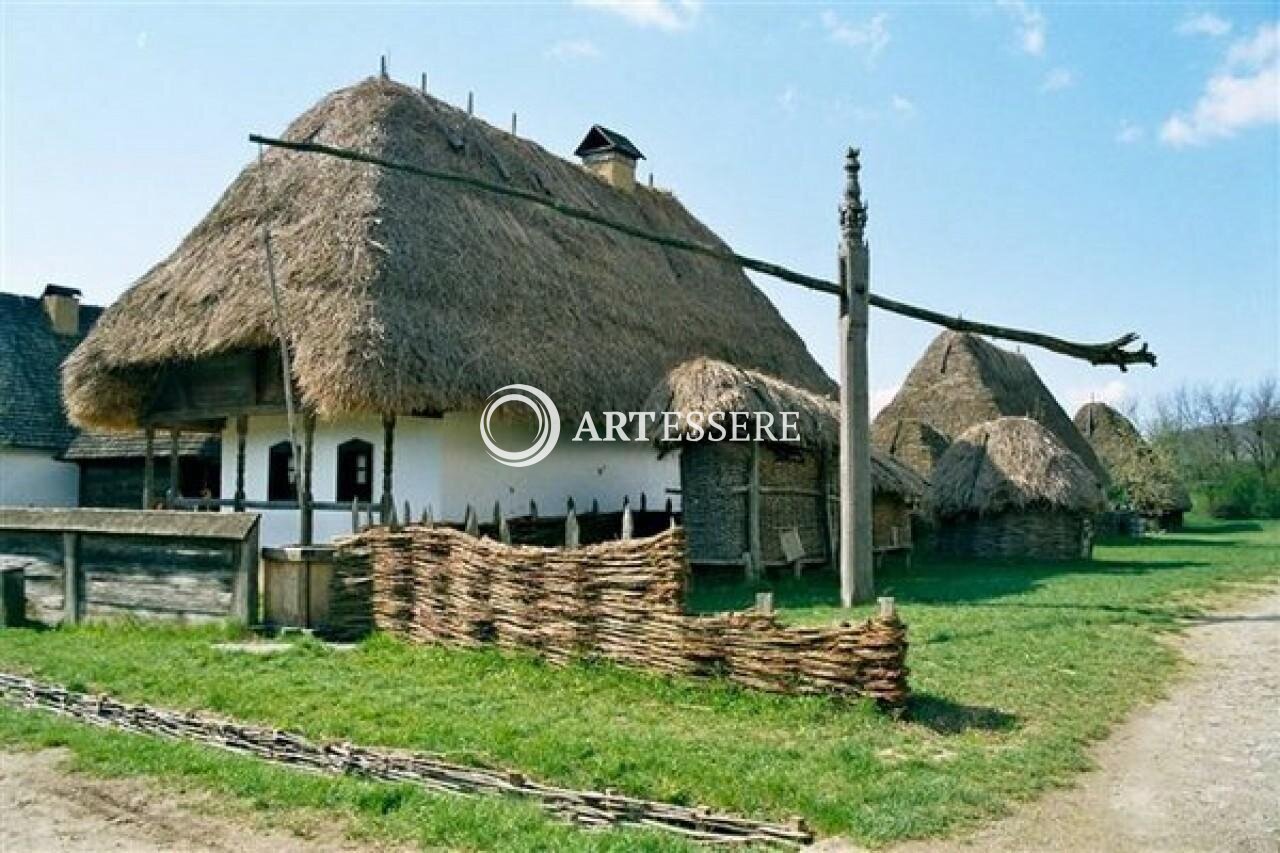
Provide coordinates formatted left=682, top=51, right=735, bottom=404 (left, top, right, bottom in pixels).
left=930, top=417, right=1104, bottom=518
left=1074, top=402, right=1192, bottom=518
left=63, top=78, right=832, bottom=429
left=872, top=332, right=1107, bottom=484
left=328, top=525, right=910, bottom=706
left=929, top=417, right=1103, bottom=560
left=871, top=418, right=951, bottom=480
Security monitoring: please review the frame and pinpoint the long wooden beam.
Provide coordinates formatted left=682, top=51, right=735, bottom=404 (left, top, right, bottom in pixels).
left=249, top=133, right=1157, bottom=370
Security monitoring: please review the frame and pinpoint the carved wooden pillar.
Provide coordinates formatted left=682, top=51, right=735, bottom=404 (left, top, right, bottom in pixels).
left=234, top=415, right=248, bottom=512
left=142, top=426, right=155, bottom=509
left=380, top=413, right=396, bottom=523
left=167, top=427, right=181, bottom=508
left=839, top=147, right=874, bottom=607
left=300, top=413, right=315, bottom=545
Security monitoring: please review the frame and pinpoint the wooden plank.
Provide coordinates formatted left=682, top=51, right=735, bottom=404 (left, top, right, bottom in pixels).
left=747, top=441, right=763, bottom=581
left=62, top=532, right=82, bottom=625
left=232, top=519, right=260, bottom=625
left=0, top=508, right=260, bottom=541
left=142, top=426, right=155, bottom=510
left=0, top=565, right=23, bottom=627
left=167, top=428, right=181, bottom=506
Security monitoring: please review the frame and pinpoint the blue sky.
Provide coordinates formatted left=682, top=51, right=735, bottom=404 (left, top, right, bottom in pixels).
left=2, top=1, right=1277, bottom=420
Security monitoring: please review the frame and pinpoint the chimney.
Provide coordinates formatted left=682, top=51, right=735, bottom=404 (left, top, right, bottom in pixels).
left=574, top=125, right=645, bottom=192
left=41, top=284, right=82, bottom=336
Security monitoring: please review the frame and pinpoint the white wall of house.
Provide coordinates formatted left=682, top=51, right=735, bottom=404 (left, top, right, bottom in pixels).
left=223, top=412, right=680, bottom=547
left=0, top=449, right=79, bottom=507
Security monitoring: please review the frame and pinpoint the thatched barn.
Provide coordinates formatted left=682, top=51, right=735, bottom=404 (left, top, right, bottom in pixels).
left=873, top=331, right=1108, bottom=484
left=61, top=77, right=834, bottom=546
left=1075, top=402, right=1192, bottom=530
left=646, top=358, right=925, bottom=572
left=930, top=417, right=1104, bottom=560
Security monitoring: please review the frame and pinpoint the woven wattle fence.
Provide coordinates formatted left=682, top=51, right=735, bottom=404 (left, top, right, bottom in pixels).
left=328, top=525, right=909, bottom=706
left=0, top=673, right=813, bottom=846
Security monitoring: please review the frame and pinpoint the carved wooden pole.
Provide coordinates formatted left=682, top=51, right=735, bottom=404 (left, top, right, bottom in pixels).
left=839, top=148, right=874, bottom=607
left=300, top=413, right=315, bottom=545
left=167, top=427, right=181, bottom=508
left=381, top=413, right=396, bottom=523
left=234, top=415, right=248, bottom=512
left=142, top=426, right=155, bottom=509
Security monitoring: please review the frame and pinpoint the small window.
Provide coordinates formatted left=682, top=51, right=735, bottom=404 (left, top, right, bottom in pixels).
left=336, top=438, right=374, bottom=503
left=268, top=441, right=297, bottom=501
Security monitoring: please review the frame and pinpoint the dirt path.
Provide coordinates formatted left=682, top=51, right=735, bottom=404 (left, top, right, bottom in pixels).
left=887, top=586, right=1280, bottom=853
left=0, top=747, right=381, bottom=853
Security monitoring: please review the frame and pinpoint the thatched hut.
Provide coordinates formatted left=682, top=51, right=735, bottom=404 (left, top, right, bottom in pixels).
left=873, top=331, right=1108, bottom=484
left=930, top=417, right=1104, bottom=560
left=646, top=358, right=925, bottom=572
left=61, top=77, right=834, bottom=546
left=1075, top=402, right=1192, bottom=530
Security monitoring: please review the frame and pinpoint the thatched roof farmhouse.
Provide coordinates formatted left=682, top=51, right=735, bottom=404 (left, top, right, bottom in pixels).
left=872, top=331, right=1108, bottom=485
left=64, top=76, right=832, bottom=431
left=60, top=76, right=836, bottom=547
left=929, top=417, right=1104, bottom=560
left=1075, top=401, right=1192, bottom=528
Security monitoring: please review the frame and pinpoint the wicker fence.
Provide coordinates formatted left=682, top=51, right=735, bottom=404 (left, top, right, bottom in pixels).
left=0, top=672, right=813, bottom=846
left=328, top=525, right=909, bottom=706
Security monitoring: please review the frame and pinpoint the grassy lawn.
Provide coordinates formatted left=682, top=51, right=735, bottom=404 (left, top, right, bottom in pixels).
left=0, top=516, right=1276, bottom=850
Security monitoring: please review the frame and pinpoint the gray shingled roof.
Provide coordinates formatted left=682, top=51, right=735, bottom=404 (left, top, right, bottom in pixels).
left=62, top=430, right=220, bottom=461
left=0, top=293, right=103, bottom=451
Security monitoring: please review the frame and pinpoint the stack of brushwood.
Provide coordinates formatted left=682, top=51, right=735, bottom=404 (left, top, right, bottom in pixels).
left=329, top=525, right=909, bottom=706
left=0, top=672, right=813, bottom=846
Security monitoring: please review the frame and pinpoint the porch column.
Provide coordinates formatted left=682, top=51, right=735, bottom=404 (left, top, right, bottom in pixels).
left=381, top=413, right=396, bottom=523
left=142, top=426, right=155, bottom=509
left=300, top=413, right=315, bottom=546
left=233, top=415, right=248, bottom=512
left=167, top=428, right=181, bottom=507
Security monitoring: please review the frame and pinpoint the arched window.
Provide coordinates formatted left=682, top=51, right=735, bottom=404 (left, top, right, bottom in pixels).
left=268, top=441, right=297, bottom=501
left=336, top=438, right=374, bottom=503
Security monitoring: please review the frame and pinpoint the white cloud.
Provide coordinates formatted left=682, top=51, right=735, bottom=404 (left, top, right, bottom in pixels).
left=574, top=0, right=701, bottom=31
left=1161, top=22, right=1279, bottom=147
left=136, top=31, right=148, bottom=49
left=995, top=0, right=1046, bottom=57
left=778, top=85, right=799, bottom=113
left=1176, top=12, right=1232, bottom=38
left=890, top=94, right=916, bottom=116
left=1066, top=379, right=1129, bottom=414
left=1040, top=66, right=1075, bottom=92
left=871, top=386, right=900, bottom=417
left=1115, top=121, right=1143, bottom=144
left=546, top=39, right=602, bottom=61
left=820, top=10, right=891, bottom=63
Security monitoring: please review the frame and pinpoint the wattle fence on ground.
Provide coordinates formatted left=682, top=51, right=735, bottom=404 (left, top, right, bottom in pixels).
left=327, top=525, right=909, bottom=705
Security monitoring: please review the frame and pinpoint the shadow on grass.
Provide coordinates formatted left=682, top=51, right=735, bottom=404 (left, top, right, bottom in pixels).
left=907, top=693, right=1018, bottom=734
left=1181, top=521, right=1262, bottom=535
left=1099, top=536, right=1244, bottom=549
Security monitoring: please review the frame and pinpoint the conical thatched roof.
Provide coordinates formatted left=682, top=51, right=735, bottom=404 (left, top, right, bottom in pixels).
left=645, top=357, right=926, bottom=500
left=1074, top=402, right=1192, bottom=515
left=871, top=417, right=951, bottom=480
left=872, top=331, right=1108, bottom=484
left=64, top=77, right=833, bottom=429
left=930, top=417, right=1104, bottom=518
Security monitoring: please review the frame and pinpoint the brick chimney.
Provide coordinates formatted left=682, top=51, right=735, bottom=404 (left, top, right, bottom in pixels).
left=574, top=125, right=645, bottom=192
left=41, top=284, right=81, bottom=336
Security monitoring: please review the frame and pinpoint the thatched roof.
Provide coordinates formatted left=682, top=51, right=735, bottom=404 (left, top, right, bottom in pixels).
left=62, top=429, right=219, bottom=461
left=871, top=417, right=951, bottom=480
left=930, top=417, right=1104, bottom=518
left=645, top=357, right=926, bottom=500
left=872, top=331, right=1108, bottom=484
left=64, top=77, right=832, bottom=429
left=1074, top=402, right=1192, bottom=515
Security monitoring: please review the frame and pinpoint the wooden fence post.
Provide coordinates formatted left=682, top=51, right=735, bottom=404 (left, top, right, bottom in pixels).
left=565, top=508, right=580, bottom=548
left=62, top=532, right=82, bottom=625
left=351, top=498, right=360, bottom=534
left=232, top=521, right=260, bottom=625
left=621, top=498, right=634, bottom=541
left=463, top=505, right=478, bottom=537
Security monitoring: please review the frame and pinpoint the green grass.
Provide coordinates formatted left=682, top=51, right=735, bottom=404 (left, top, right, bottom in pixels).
left=0, top=516, right=1276, bottom=850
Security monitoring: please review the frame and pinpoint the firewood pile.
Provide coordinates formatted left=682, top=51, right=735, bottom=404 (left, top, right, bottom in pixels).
left=329, top=525, right=909, bottom=706
left=0, top=672, right=813, bottom=847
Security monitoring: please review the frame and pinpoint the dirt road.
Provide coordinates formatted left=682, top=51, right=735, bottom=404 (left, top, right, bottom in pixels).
left=890, top=586, right=1280, bottom=853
